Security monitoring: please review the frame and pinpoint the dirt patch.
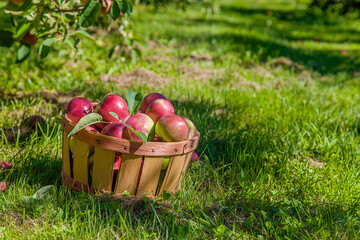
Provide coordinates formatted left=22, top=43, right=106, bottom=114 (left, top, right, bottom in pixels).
left=1, top=89, right=75, bottom=109
left=267, top=57, right=305, bottom=71
left=253, top=66, right=273, bottom=78
left=144, top=55, right=174, bottom=62
left=183, top=53, right=213, bottom=62
left=177, top=66, right=224, bottom=81
left=100, top=68, right=169, bottom=88
left=307, top=156, right=326, bottom=169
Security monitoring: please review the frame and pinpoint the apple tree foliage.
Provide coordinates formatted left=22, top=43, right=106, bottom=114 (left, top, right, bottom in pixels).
left=0, top=0, right=133, bottom=63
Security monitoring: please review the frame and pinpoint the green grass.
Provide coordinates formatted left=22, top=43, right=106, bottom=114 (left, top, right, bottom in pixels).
left=1, top=0, right=360, bottom=239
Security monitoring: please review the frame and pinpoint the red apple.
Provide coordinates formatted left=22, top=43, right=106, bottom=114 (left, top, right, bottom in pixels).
left=140, top=93, right=166, bottom=112
left=182, top=117, right=197, bottom=139
left=145, top=99, right=174, bottom=124
left=22, top=33, right=38, bottom=46
left=85, top=124, right=100, bottom=133
left=100, top=0, right=113, bottom=13
left=101, top=122, right=127, bottom=138
left=97, top=93, right=129, bottom=123
left=153, top=135, right=163, bottom=142
left=22, top=115, right=45, bottom=130
left=155, top=114, right=190, bottom=142
left=113, top=155, right=121, bottom=176
left=123, top=113, right=154, bottom=142
left=66, top=97, right=93, bottom=123
left=192, top=152, right=199, bottom=162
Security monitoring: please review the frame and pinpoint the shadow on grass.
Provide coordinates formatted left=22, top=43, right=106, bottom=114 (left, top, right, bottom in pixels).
left=155, top=4, right=360, bottom=74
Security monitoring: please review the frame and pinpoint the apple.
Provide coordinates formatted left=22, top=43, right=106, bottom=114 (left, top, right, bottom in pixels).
left=84, top=124, right=100, bottom=133
left=66, top=97, right=93, bottom=123
left=145, top=99, right=174, bottom=123
left=101, top=122, right=127, bottom=138
left=0, top=182, right=7, bottom=192
left=22, top=33, right=38, bottom=46
left=122, top=113, right=154, bottom=142
left=162, top=156, right=170, bottom=170
left=113, top=155, right=121, bottom=176
left=192, top=152, right=199, bottom=162
left=155, top=114, right=190, bottom=142
left=96, top=93, right=129, bottom=123
left=140, top=93, right=166, bottom=113
left=69, top=137, right=75, bottom=154
left=100, top=0, right=112, bottom=14
left=22, top=115, right=45, bottom=130
left=182, top=117, right=197, bottom=139
left=153, top=135, right=163, bottom=142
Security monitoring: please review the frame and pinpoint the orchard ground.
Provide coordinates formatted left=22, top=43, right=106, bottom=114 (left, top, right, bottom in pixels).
left=1, top=0, right=360, bottom=239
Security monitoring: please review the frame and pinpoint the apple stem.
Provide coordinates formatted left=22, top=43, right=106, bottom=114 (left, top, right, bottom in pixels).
left=122, top=114, right=131, bottom=124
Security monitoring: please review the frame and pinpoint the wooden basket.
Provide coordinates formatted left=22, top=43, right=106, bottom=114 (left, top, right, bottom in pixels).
left=61, top=113, right=200, bottom=197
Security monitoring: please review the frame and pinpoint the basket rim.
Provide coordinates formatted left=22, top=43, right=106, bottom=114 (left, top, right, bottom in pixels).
left=61, top=112, right=200, bottom=156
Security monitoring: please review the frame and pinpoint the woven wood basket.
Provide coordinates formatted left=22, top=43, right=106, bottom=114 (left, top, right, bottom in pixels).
left=61, top=113, right=200, bottom=197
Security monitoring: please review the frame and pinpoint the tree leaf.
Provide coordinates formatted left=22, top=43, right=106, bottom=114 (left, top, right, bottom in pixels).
left=110, top=0, right=121, bottom=20
left=14, top=21, right=31, bottom=40
left=32, top=185, right=54, bottom=200
left=126, top=124, right=147, bottom=143
left=79, top=0, right=101, bottom=27
left=16, top=42, right=31, bottom=63
left=0, top=30, right=13, bottom=47
left=126, top=0, right=132, bottom=16
left=126, top=90, right=142, bottom=115
left=39, top=37, right=56, bottom=59
left=67, top=113, right=103, bottom=137
left=74, top=30, right=94, bottom=41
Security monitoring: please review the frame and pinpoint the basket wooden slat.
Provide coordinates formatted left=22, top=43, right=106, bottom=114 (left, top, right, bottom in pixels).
left=158, top=153, right=190, bottom=195
left=62, top=131, right=71, bottom=177
left=92, top=147, right=116, bottom=191
left=114, top=154, right=143, bottom=195
left=174, top=151, right=193, bottom=192
left=61, top=115, right=199, bottom=156
left=137, top=156, right=164, bottom=196
left=73, top=138, right=90, bottom=185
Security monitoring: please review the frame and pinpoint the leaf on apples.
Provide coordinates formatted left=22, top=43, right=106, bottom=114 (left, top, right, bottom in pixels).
left=79, top=0, right=101, bottom=27
left=67, top=113, right=103, bottom=137
left=126, top=124, right=147, bottom=143
left=16, top=43, right=31, bottom=63
left=126, top=90, right=143, bottom=115
left=109, top=111, right=119, bottom=120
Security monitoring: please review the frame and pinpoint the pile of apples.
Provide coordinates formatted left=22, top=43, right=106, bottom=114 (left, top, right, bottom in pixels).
left=66, top=92, right=197, bottom=142
left=66, top=92, right=199, bottom=177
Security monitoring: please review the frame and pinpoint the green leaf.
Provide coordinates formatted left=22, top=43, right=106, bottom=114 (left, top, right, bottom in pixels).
left=0, top=30, right=14, bottom=47
left=67, top=113, right=103, bottom=137
left=16, top=42, right=31, bottom=63
left=121, top=190, right=131, bottom=198
left=14, top=21, right=31, bottom=40
left=126, top=124, right=147, bottom=143
left=74, top=30, right=94, bottom=41
left=32, top=185, right=54, bottom=200
left=126, top=90, right=143, bottom=115
left=79, top=0, right=101, bottom=27
left=162, top=190, right=171, bottom=200
left=126, top=0, right=133, bottom=16
left=109, top=112, right=119, bottom=120
left=39, top=37, right=56, bottom=59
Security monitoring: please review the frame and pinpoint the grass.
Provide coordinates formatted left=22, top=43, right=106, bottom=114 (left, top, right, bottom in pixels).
left=1, top=0, right=360, bottom=238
